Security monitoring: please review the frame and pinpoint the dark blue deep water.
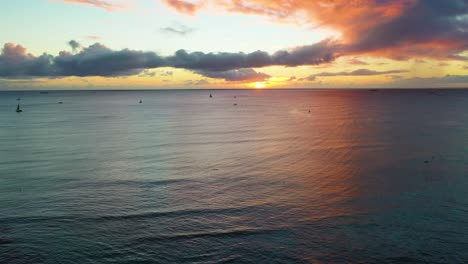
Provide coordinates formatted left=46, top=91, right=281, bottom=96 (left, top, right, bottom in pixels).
left=1, top=89, right=468, bottom=263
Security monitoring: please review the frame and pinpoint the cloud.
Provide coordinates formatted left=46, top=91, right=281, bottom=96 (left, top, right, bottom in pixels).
left=390, top=75, right=404, bottom=80
left=162, top=0, right=200, bottom=15
left=138, top=69, right=173, bottom=77
left=68, top=40, right=81, bottom=52
left=139, top=70, right=156, bottom=77
left=438, top=75, right=468, bottom=83
left=184, top=79, right=210, bottom=86
left=388, top=74, right=468, bottom=88
left=87, top=35, right=101, bottom=40
left=197, top=68, right=270, bottom=81
left=306, top=69, right=407, bottom=79
left=168, top=0, right=468, bottom=61
left=1, top=41, right=334, bottom=81
left=347, top=58, right=368, bottom=65
left=53, top=43, right=165, bottom=77
left=160, top=25, right=196, bottom=36
left=56, top=0, right=467, bottom=63
left=166, top=39, right=338, bottom=71
left=0, top=43, right=56, bottom=77
left=193, top=79, right=210, bottom=85
left=159, top=70, right=173, bottom=76
left=50, top=0, right=125, bottom=11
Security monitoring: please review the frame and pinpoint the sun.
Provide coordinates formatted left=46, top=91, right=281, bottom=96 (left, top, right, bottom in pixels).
left=254, top=82, right=266, bottom=89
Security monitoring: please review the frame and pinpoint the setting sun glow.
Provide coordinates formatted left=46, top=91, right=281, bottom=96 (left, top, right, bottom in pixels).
left=254, top=82, right=266, bottom=89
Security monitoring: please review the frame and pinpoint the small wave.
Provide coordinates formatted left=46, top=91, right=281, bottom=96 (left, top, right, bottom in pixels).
left=387, top=256, right=421, bottom=263
left=0, top=204, right=271, bottom=225
left=0, top=238, right=13, bottom=245
left=0, top=215, right=75, bottom=225
left=95, top=204, right=268, bottom=222
left=133, top=227, right=279, bottom=242
left=106, top=178, right=192, bottom=188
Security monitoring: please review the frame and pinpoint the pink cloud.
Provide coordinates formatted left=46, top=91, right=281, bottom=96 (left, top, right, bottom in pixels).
left=50, top=0, right=125, bottom=11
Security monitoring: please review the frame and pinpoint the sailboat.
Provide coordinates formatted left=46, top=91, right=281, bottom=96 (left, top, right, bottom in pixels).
left=16, top=103, right=23, bottom=113
left=209, top=93, right=213, bottom=98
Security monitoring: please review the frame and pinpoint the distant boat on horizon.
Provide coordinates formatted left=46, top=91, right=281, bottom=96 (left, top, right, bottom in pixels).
left=16, top=103, right=23, bottom=113
left=40, top=91, right=48, bottom=94
left=139, top=99, right=143, bottom=104
left=209, top=93, right=212, bottom=98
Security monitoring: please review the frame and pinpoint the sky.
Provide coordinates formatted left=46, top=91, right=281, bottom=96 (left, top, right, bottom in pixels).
left=0, top=0, right=467, bottom=89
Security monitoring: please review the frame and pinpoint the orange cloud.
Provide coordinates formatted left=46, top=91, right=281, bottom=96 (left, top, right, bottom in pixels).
left=166, top=0, right=467, bottom=61
left=162, top=0, right=200, bottom=15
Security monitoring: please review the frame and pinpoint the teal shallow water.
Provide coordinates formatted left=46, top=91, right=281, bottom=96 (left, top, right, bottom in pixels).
left=1, top=89, right=468, bottom=263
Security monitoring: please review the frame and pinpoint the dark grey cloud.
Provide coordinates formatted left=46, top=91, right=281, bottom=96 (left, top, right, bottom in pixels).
left=346, top=0, right=468, bottom=59
left=0, top=43, right=56, bottom=78
left=0, top=40, right=337, bottom=80
left=166, top=39, right=337, bottom=71
left=53, top=43, right=166, bottom=77
left=197, top=68, right=271, bottom=82
left=68, top=40, right=81, bottom=52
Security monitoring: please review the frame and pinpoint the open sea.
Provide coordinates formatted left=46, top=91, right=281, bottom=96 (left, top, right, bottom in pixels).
left=1, top=89, right=468, bottom=263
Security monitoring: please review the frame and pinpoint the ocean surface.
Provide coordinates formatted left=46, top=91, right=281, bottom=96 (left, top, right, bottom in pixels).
left=1, top=89, right=468, bottom=263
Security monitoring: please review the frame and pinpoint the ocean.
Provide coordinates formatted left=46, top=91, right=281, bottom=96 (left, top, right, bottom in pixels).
left=1, top=89, right=467, bottom=263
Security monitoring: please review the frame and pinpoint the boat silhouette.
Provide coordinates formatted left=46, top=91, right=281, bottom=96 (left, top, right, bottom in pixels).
left=16, top=103, right=23, bottom=113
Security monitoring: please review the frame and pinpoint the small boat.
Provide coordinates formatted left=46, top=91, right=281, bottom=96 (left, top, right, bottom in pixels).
left=209, top=93, right=213, bottom=98
left=233, top=103, right=238, bottom=106
left=58, top=102, right=63, bottom=104
left=16, top=103, right=23, bottom=113
left=139, top=100, right=143, bottom=104
left=39, top=91, right=48, bottom=94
